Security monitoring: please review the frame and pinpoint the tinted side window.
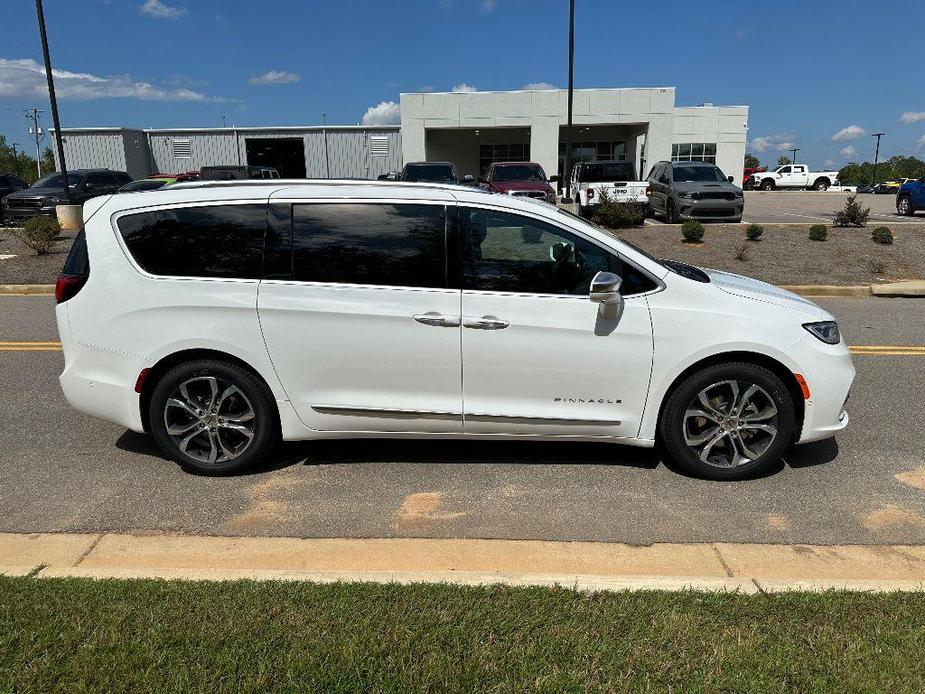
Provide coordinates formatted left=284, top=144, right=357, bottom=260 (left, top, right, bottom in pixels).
left=292, top=203, right=446, bottom=288
left=457, top=207, right=655, bottom=296
left=118, top=204, right=266, bottom=278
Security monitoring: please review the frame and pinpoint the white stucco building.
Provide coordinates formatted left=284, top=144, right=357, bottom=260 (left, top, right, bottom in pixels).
left=400, top=87, right=749, bottom=183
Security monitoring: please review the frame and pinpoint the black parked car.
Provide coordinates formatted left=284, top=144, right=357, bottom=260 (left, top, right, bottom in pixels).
left=400, top=161, right=475, bottom=185
left=1, top=169, right=132, bottom=223
left=0, top=172, right=29, bottom=223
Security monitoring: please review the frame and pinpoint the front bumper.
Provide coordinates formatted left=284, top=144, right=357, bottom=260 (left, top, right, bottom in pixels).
left=788, top=334, right=855, bottom=444
left=677, top=197, right=744, bottom=221
left=1, top=203, right=58, bottom=221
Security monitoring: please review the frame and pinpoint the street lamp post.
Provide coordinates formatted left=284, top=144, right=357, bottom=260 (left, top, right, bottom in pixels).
left=870, top=133, right=885, bottom=187
left=789, top=148, right=800, bottom=165
left=562, top=0, right=575, bottom=203
left=35, top=0, right=69, bottom=201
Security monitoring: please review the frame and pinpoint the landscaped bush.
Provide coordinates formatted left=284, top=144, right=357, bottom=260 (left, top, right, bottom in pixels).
left=13, top=216, right=61, bottom=255
left=809, top=224, right=828, bottom=241
left=681, top=219, right=704, bottom=243
left=833, top=195, right=870, bottom=227
left=591, top=190, right=646, bottom=229
left=871, top=226, right=894, bottom=245
left=734, top=242, right=749, bottom=261
left=745, top=223, right=764, bottom=241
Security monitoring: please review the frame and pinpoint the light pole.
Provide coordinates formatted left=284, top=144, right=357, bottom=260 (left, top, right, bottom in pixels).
left=789, top=147, right=800, bottom=165
left=35, top=0, right=69, bottom=201
left=11, top=143, right=21, bottom=178
left=870, top=132, right=885, bottom=187
left=562, top=0, right=575, bottom=203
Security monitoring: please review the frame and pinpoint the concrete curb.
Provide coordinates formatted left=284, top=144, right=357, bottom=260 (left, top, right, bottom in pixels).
left=870, top=280, right=925, bottom=297
left=3, top=533, right=925, bottom=593
left=0, top=284, right=55, bottom=295
left=781, top=284, right=871, bottom=297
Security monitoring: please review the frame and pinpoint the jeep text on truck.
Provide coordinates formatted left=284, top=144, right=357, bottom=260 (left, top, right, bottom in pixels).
left=750, top=164, right=840, bottom=191
left=570, top=161, right=649, bottom=217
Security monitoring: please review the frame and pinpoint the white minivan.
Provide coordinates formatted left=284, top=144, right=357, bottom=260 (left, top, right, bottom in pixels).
left=55, top=180, right=854, bottom=480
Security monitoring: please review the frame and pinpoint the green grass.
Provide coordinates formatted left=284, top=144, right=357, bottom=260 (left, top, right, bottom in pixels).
left=2, top=576, right=925, bottom=693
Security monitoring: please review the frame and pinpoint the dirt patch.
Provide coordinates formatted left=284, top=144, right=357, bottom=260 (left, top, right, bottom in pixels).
left=395, top=492, right=467, bottom=532
left=896, top=468, right=925, bottom=492
left=224, top=500, right=288, bottom=532
left=617, top=224, right=925, bottom=286
left=768, top=514, right=790, bottom=531
left=0, top=228, right=75, bottom=284
left=862, top=504, right=925, bottom=531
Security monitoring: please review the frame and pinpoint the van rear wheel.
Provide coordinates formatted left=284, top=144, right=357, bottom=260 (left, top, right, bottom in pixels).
left=148, top=359, right=279, bottom=475
left=659, top=362, right=795, bottom=480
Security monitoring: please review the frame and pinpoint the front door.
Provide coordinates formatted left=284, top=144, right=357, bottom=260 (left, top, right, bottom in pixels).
left=258, top=200, right=462, bottom=433
left=454, top=206, right=654, bottom=439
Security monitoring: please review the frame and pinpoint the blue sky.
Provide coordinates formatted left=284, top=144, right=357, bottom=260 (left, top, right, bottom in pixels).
left=2, top=0, right=924, bottom=169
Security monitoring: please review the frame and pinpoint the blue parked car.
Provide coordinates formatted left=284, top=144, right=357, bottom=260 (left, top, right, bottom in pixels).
left=897, top=178, right=925, bottom=216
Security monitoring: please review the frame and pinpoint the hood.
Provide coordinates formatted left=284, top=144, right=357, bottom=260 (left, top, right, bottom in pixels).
left=492, top=179, right=553, bottom=193
left=7, top=186, right=64, bottom=199
left=673, top=181, right=740, bottom=195
left=704, top=268, right=832, bottom=319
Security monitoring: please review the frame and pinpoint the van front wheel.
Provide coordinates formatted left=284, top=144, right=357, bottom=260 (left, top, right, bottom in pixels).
left=148, top=359, right=279, bottom=475
left=659, top=362, right=795, bottom=480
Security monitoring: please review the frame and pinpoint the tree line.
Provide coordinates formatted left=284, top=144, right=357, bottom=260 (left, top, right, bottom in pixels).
left=0, top=134, right=58, bottom=185
left=745, top=152, right=925, bottom=185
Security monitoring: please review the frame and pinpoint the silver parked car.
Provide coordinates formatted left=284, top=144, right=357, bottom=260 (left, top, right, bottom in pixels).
left=646, top=161, right=744, bottom=223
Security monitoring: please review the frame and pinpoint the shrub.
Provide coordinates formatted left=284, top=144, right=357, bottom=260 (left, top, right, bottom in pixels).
left=13, top=215, right=61, bottom=255
left=808, top=224, right=828, bottom=241
left=591, top=190, right=646, bottom=229
left=832, top=195, right=870, bottom=227
left=681, top=219, right=704, bottom=243
left=871, top=226, right=894, bottom=245
left=734, top=243, right=749, bottom=261
left=866, top=258, right=886, bottom=275
left=745, top=223, right=764, bottom=241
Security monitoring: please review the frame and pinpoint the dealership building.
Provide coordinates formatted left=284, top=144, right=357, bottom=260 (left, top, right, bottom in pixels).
left=54, top=87, right=748, bottom=185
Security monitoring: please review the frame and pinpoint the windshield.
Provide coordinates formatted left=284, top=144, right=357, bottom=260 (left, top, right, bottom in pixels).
left=31, top=172, right=81, bottom=189
left=671, top=165, right=726, bottom=183
left=492, top=165, right=546, bottom=182
left=580, top=162, right=636, bottom=183
left=403, top=165, right=456, bottom=183
left=120, top=179, right=169, bottom=192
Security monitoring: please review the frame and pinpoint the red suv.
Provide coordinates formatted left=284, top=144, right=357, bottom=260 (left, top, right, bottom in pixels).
left=481, top=162, right=558, bottom=203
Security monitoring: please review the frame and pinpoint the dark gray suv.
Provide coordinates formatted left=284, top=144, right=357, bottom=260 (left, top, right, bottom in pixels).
left=646, top=161, right=744, bottom=223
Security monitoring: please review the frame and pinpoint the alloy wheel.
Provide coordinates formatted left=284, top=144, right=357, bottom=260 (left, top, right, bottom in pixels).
left=163, top=375, right=256, bottom=464
left=898, top=198, right=910, bottom=215
left=682, top=380, right=779, bottom=468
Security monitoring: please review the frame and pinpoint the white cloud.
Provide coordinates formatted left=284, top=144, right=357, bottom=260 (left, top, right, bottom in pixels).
left=832, top=125, right=866, bottom=141
left=919, top=134, right=925, bottom=147
left=481, top=0, right=497, bottom=10
left=749, top=134, right=796, bottom=152
left=522, top=82, right=555, bottom=90
left=139, top=0, right=186, bottom=18
left=823, top=159, right=835, bottom=167
left=749, top=136, right=771, bottom=152
left=900, top=111, right=925, bottom=124
left=0, top=57, right=229, bottom=102
left=840, top=145, right=857, bottom=157
left=775, top=141, right=795, bottom=151
left=451, top=83, right=477, bottom=93
left=248, top=70, right=300, bottom=86
left=362, top=100, right=400, bottom=126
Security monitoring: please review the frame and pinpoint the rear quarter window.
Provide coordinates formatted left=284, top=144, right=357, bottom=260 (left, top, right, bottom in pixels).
left=117, top=204, right=266, bottom=279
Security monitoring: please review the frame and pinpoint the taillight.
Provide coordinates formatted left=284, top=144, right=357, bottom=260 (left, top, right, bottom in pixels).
left=587, top=188, right=595, bottom=199
left=55, top=274, right=88, bottom=304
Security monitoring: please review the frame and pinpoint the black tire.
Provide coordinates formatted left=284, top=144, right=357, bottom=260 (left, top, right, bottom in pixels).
left=759, top=179, right=775, bottom=191
left=658, top=362, right=795, bottom=481
left=666, top=198, right=679, bottom=224
left=148, top=359, right=280, bottom=475
left=814, top=179, right=829, bottom=191
left=897, top=195, right=916, bottom=216
left=731, top=216, right=743, bottom=224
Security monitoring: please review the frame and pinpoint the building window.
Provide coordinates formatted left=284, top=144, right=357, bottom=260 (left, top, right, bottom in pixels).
left=369, top=135, right=389, bottom=157
left=172, top=138, right=192, bottom=159
left=479, top=143, right=530, bottom=178
left=671, top=143, right=717, bottom=163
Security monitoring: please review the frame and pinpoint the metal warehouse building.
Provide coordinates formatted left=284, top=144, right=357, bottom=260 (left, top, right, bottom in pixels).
left=54, top=86, right=748, bottom=183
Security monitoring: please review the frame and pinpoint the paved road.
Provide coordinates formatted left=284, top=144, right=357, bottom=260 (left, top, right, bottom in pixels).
left=646, top=191, right=921, bottom=226
left=2, top=295, right=924, bottom=545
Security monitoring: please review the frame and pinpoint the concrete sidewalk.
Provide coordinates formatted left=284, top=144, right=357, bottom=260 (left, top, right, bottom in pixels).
left=3, top=532, right=925, bottom=593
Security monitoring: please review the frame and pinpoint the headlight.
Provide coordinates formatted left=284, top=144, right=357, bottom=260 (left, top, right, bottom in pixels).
left=678, top=191, right=694, bottom=199
left=44, top=196, right=61, bottom=205
left=803, top=321, right=841, bottom=345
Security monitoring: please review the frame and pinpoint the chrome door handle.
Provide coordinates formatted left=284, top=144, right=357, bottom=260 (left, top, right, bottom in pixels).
left=463, top=315, right=510, bottom=330
left=413, top=312, right=461, bottom=327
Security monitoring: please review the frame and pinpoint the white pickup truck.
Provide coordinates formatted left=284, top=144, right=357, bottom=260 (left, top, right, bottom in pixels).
left=749, top=164, right=840, bottom=192
left=570, top=161, right=649, bottom=215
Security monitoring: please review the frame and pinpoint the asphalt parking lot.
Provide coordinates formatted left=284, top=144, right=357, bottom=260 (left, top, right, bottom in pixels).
left=2, top=294, right=924, bottom=546
left=645, top=191, right=918, bottom=226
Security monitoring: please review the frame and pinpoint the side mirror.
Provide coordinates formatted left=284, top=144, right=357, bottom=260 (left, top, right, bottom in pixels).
left=548, top=175, right=559, bottom=183
left=590, top=271, right=622, bottom=304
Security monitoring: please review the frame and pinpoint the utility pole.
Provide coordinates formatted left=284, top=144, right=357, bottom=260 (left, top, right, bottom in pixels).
left=870, top=132, right=885, bottom=187
left=35, top=0, right=70, bottom=200
left=789, top=147, right=800, bottom=165
left=562, top=0, right=575, bottom=203
left=24, top=108, right=45, bottom=177
left=11, top=143, right=21, bottom=178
